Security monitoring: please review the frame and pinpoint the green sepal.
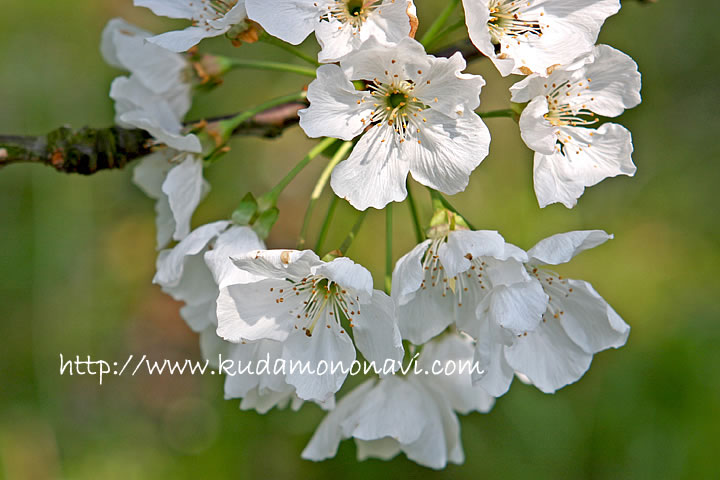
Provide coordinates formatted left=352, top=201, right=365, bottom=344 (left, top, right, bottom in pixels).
left=231, top=193, right=258, bottom=226
left=253, top=207, right=280, bottom=239
left=427, top=205, right=471, bottom=239
left=321, top=250, right=343, bottom=262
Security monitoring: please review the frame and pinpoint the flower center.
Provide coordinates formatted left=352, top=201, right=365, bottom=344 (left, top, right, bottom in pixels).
left=271, top=275, right=358, bottom=337
left=360, top=77, right=428, bottom=142
left=543, top=79, right=598, bottom=127
left=326, top=0, right=379, bottom=29
left=419, top=239, right=488, bottom=308
left=487, top=0, right=542, bottom=45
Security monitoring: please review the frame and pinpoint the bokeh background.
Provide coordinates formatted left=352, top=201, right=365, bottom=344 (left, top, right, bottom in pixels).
left=1, top=1, right=718, bottom=478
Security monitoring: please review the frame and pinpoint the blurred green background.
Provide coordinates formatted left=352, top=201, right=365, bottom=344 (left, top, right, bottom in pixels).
left=1, top=1, right=718, bottom=478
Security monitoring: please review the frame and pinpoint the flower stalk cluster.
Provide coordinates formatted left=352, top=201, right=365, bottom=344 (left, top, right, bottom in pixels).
left=17, top=0, right=647, bottom=470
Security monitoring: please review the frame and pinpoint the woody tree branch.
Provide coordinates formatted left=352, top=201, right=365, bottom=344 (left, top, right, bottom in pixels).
left=0, top=101, right=308, bottom=175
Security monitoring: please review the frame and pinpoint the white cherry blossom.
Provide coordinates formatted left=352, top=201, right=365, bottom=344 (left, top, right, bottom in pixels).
left=510, top=45, right=642, bottom=207
left=216, top=250, right=404, bottom=402
left=462, top=0, right=620, bottom=76
left=502, top=230, right=630, bottom=393
left=154, top=223, right=338, bottom=412
left=134, top=0, right=248, bottom=52
left=302, top=333, right=494, bottom=469
left=246, top=0, right=416, bottom=63
left=392, top=227, right=548, bottom=397
left=392, top=229, right=547, bottom=345
left=299, top=37, right=490, bottom=210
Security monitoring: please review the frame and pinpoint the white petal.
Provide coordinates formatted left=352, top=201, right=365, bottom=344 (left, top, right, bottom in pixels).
left=246, top=0, right=319, bottom=45
left=470, top=319, right=514, bottom=397
left=102, top=18, right=188, bottom=95
left=462, top=0, right=514, bottom=76
left=146, top=26, right=222, bottom=52
left=132, top=150, right=175, bottom=199
left=392, top=240, right=431, bottom=302
left=352, top=292, right=404, bottom=368
left=216, top=280, right=298, bottom=342
left=134, top=0, right=197, bottom=19
left=396, top=285, right=456, bottom=345
left=231, top=249, right=321, bottom=280
left=313, top=257, right=374, bottom=298
left=504, top=316, right=593, bottom=393
left=154, top=196, right=175, bottom=249
left=209, top=3, right=248, bottom=28
left=406, top=111, right=490, bottom=196
left=302, top=379, right=376, bottom=461
left=119, top=108, right=200, bottom=152
left=518, top=96, right=557, bottom=155
left=342, top=377, right=425, bottom=445
left=477, top=281, right=547, bottom=334
left=340, top=37, right=428, bottom=82
left=533, top=123, right=636, bottom=208
left=158, top=252, right=216, bottom=307
left=224, top=339, right=287, bottom=399
left=162, top=154, right=207, bottom=241
left=573, top=45, right=641, bottom=116
left=528, top=230, right=612, bottom=265
left=282, top=319, right=356, bottom=402
left=330, top=125, right=410, bottom=210
left=554, top=279, right=630, bottom=354
left=154, top=220, right=229, bottom=287
left=239, top=387, right=297, bottom=414
left=101, top=18, right=148, bottom=69
left=204, top=226, right=265, bottom=289
left=411, top=52, right=485, bottom=116
left=315, top=19, right=357, bottom=64
left=299, top=64, right=372, bottom=141
left=180, top=300, right=216, bottom=332
left=438, top=230, right=507, bottom=278
left=418, top=334, right=495, bottom=414
left=401, top=380, right=459, bottom=469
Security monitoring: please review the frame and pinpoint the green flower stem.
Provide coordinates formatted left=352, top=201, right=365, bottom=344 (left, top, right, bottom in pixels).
left=227, top=58, right=317, bottom=78
left=298, top=141, right=354, bottom=248
left=217, top=91, right=307, bottom=140
left=478, top=109, right=517, bottom=119
left=385, top=203, right=393, bottom=294
left=259, top=32, right=321, bottom=67
left=338, top=210, right=369, bottom=256
left=258, top=136, right=338, bottom=210
left=316, top=195, right=339, bottom=254
left=424, top=18, right=467, bottom=51
left=420, top=0, right=461, bottom=48
left=406, top=180, right=424, bottom=243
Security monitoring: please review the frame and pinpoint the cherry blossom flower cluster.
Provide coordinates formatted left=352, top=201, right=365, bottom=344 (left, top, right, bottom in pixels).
left=101, top=0, right=642, bottom=469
